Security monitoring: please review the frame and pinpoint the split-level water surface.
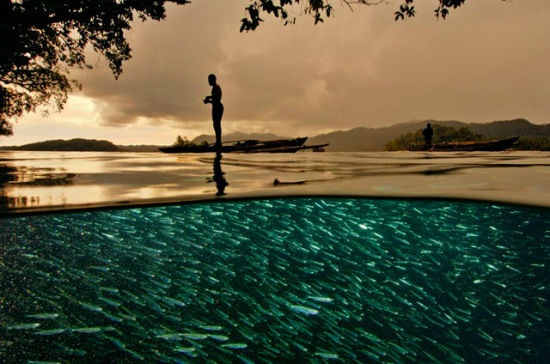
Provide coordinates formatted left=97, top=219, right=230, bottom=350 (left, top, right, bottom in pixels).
left=0, top=151, right=549, bottom=362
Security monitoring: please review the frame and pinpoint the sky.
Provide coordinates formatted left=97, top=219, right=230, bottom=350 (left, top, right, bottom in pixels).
left=3, top=0, right=550, bottom=146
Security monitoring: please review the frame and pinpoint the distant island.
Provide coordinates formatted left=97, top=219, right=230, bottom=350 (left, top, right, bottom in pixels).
left=385, top=125, right=485, bottom=151
left=0, top=138, right=164, bottom=152
left=385, top=123, right=550, bottom=151
left=307, top=118, right=550, bottom=151
left=0, top=138, right=119, bottom=151
left=194, top=118, right=550, bottom=151
left=1, top=118, right=549, bottom=152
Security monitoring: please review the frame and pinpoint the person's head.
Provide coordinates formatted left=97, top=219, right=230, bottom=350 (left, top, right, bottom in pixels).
left=208, top=74, right=216, bottom=86
left=427, top=123, right=431, bottom=128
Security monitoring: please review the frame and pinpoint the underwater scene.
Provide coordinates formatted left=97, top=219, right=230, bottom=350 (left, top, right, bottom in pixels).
left=1, top=198, right=549, bottom=363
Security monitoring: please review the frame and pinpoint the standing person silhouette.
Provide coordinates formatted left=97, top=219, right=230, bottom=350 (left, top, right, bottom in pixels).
left=203, top=74, right=224, bottom=151
left=422, top=123, right=434, bottom=148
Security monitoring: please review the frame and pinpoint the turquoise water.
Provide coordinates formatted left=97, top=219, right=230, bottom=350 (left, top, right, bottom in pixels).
left=1, top=198, right=549, bottom=362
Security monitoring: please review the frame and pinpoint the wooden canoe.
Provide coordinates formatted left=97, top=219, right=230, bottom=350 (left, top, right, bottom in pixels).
left=409, top=137, right=519, bottom=152
left=159, top=137, right=308, bottom=153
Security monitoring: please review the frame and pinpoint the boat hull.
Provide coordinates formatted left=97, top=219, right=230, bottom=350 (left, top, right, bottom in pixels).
left=234, top=144, right=329, bottom=153
left=409, top=137, right=519, bottom=152
left=159, top=137, right=308, bottom=153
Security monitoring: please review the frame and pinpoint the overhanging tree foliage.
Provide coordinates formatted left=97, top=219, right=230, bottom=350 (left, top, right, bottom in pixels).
left=240, top=0, right=469, bottom=31
left=0, top=0, right=485, bottom=136
left=0, top=0, right=190, bottom=136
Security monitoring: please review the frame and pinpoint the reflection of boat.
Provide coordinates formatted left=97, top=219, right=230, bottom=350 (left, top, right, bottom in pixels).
left=409, top=137, right=519, bottom=152
left=160, top=137, right=317, bottom=153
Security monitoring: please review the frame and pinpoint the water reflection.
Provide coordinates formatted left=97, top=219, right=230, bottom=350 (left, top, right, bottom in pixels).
left=12, top=167, right=75, bottom=185
left=0, top=164, right=17, bottom=207
left=0, top=160, right=75, bottom=208
left=1, top=151, right=550, bottom=214
left=0, top=163, right=45, bottom=208
left=212, top=152, right=229, bottom=196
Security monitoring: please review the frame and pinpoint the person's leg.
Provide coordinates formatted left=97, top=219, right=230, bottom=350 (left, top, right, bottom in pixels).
left=213, top=120, right=221, bottom=149
left=212, top=105, right=224, bottom=150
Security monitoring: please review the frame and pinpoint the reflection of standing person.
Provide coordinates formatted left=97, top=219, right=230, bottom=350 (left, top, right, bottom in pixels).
left=422, top=123, right=434, bottom=148
left=213, top=152, right=228, bottom=196
left=203, top=74, right=224, bottom=151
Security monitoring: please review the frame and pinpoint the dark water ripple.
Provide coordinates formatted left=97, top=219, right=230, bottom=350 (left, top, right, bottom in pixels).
left=0, top=198, right=549, bottom=362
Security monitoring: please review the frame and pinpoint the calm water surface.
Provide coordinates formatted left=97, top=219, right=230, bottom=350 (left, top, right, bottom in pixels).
left=1, top=151, right=550, bottom=213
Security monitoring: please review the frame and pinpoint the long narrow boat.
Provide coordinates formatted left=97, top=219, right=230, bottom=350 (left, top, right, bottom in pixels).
left=159, top=137, right=308, bottom=153
left=234, top=143, right=329, bottom=153
left=409, top=137, right=519, bottom=152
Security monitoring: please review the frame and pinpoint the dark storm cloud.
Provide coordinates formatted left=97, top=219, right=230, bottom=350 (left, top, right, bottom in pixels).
left=76, top=0, right=238, bottom=126
left=76, top=0, right=550, bottom=134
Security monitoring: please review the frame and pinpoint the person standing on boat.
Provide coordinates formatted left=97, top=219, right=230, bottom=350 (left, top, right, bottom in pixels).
left=203, top=74, right=224, bottom=151
left=422, top=123, right=434, bottom=148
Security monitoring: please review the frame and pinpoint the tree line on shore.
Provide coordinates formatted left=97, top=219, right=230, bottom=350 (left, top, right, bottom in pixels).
left=385, top=125, right=550, bottom=151
left=2, top=124, right=550, bottom=152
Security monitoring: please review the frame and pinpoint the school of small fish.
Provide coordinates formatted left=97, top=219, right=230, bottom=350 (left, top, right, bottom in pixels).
left=0, top=198, right=548, bottom=362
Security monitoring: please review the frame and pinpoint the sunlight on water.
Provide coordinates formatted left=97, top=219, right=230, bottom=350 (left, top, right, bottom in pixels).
left=2, top=151, right=550, bottom=213
left=1, top=198, right=549, bottom=362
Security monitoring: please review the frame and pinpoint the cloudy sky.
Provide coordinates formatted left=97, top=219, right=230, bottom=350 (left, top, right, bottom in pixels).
left=3, top=0, right=550, bottom=145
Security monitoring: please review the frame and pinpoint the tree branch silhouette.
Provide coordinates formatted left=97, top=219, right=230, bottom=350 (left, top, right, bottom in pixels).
left=0, top=0, right=190, bottom=136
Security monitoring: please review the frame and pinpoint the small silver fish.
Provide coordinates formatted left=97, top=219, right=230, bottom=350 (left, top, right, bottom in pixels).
left=289, top=305, right=319, bottom=315
left=222, top=343, right=247, bottom=349
left=35, top=328, right=66, bottom=336
left=26, top=313, right=60, bottom=320
left=8, top=323, right=40, bottom=330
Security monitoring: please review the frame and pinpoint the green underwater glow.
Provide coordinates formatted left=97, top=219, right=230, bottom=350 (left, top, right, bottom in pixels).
left=0, top=198, right=549, bottom=362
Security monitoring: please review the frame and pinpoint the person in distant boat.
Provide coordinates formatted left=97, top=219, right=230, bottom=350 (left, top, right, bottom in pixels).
left=422, top=123, right=434, bottom=148
left=203, top=74, right=224, bottom=151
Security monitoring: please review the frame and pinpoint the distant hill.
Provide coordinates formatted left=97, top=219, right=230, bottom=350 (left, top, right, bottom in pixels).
left=1, top=118, right=548, bottom=152
left=308, top=118, right=550, bottom=151
left=385, top=124, right=485, bottom=151
left=0, top=138, right=119, bottom=151
left=307, top=121, right=460, bottom=151
left=467, top=118, right=550, bottom=138
left=0, top=139, right=165, bottom=152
